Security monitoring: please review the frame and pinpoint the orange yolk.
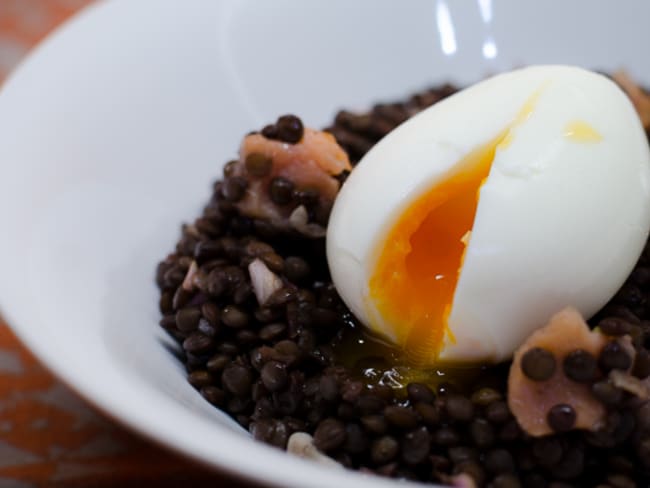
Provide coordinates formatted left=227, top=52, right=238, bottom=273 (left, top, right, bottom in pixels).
left=368, top=131, right=509, bottom=365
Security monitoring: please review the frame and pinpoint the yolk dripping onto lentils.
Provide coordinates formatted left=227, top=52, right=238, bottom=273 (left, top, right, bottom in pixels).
left=368, top=91, right=543, bottom=366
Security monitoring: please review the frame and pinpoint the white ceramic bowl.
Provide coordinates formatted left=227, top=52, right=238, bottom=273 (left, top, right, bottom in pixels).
left=1, top=1, right=649, bottom=487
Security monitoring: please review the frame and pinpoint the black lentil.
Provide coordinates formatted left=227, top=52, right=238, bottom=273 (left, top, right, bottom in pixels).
left=200, top=385, right=226, bottom=406
left=371, top=436, right=398, bottom=464
left=344, top=423, right=368, bottom=454
left=532, top=436, right=564, bottom=467
left=521, top=347, right=556, bottom=381
left=313, top=418, right=346, bottom=452
left=547, top=404, right=577, bottom=433
left=400, top=427, right=430, bottom=465
left=485, top=448, right=515, bottom=474
left=188, top=370, right=212, bottom=388
left=470, top=418, right=496, bottom=448
left=269, top=177, right=294, bottom=205
left=592, top=380, right=624, bottom=405
left=258, top=323, right=286, bottom=342
left=206, top=354, right=230, bottom=373
left=260, top=360, right=288, bottom=392
left=274, top=115, right=304, bottom=144
left=222, top=364, right=252, bottom=397
left=221, top=305, right=249, bottom=328
left=383, top=405, right=418, bottom=430
left=245, top=152, right=273, bottom=177
left=563, top=349, right=598, bottom=383
left=471, top=387, right=502, bottom=406
left=158, top=85, right=650, bottom=487
left=599, top=317, right=633, bottom=336
left=222, top=177, right=247, bottom=202
left=183, top=332, right=214, bottom=355
left=599, top=341, right=633, bottom=371
left=634, top=349, right=650, bottom=379
left=485, top=401, right=511, bottom=424
left=201, top=302, right=220, bottom=326
left=407, top=382, right=435, bottom=404
left=414, top=402, right=440, bottom=426
left=446, top=394, right=474, bottom=422
left=490, top=473, right=522, bottom=488
left=434, top=426, right=461, bottom=447
left=448, top=446, right=478, bottom=464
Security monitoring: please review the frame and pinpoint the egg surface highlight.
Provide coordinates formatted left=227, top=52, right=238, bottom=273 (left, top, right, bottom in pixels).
left=326, top=65, right=650, bottom=365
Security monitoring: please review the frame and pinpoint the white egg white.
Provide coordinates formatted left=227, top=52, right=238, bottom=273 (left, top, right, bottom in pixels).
left=326, top=65, right=650, bottom=364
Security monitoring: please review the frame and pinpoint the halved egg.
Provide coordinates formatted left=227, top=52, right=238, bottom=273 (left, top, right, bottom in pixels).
left=326, top=65, right=650, bottom=365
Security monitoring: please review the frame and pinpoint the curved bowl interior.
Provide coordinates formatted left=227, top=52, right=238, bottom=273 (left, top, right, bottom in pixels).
left=0, top=0, right=649, bottom=487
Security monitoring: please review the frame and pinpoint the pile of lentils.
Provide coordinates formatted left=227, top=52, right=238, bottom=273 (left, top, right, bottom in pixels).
left=156, top=83, right=650, bottom=488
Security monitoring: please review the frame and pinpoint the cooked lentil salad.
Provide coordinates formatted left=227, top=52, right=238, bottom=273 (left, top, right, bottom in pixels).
left=156, top=81, right=650, bottom=488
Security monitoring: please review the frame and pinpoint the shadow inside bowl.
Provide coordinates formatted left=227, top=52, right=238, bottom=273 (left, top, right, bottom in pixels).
left=100, top=221, right=246, bottom=434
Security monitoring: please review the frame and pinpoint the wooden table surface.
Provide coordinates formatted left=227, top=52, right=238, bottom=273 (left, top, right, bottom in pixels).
left=0, top=2, right=254, bottom=486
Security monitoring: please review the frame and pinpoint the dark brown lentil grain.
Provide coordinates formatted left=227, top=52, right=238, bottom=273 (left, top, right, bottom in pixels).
left=269, top=177, right=294, bottom=205
left=222, top=177, right=247, bottom=202
left=201, top=302, right=220, bottom=326
left=344, top=423, right=368, bottom=454
left=434, top=426, right=461, bottom=447
left=258, top=323, right=286, bottom=342
left=384, top=405, right=419, bottom=429
left=445, top=394, right=474, bottom=422
left=471, top=387, right=502, bottom=406
left=221, top=305, right=249, bottom=328
left=371, top=436, right=399, bottom=464
left=632, top=349, right=650, bottom=379
left=158, top=84, right=650, bottom=487
left=200, top=385, right=226, bottom=406
left=563, top=349, right=598, bottom=383
left=484, top=448, right=515, bottom=474
left=547, top=404, right=577, bottom=433
left=275, top=115, right=304, bottom=144
left=485, top=401, right=511, bottom=424
left=470, top=418, right=496, bottom=448
left=592, top=380, right=624, bottom=405
left=260, top=361, right=288, bottom=391
left=188, top=370, right=212, bottom=388
left=521, top=347, right=556, bottom=381
left=183, top=332, right=214, bottom=355
left=206, top=354, right=230, bottom=373
left=361, top=415, right=388, bottom=435
left=599, top=317, right=634, bottom=336
left=221, top=364, right=252, bottom=397
left=245, top=152, right=273, bottom=177
left=407, top=382, right=435, bottom=404
left=314, top=418, right=346, bottom=452
left=490, top=473, right=522, bottom=488
left=400, top=427, right=430, bottom=465
left=599, top=341, right=633, bottom=371
left=448, top=446, right=479, bottom=464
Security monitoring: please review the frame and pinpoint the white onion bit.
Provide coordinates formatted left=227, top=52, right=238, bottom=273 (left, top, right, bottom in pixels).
left=248, top=258, right=283, bottom=306
left=181, top=260, right=198, bottom=291
left=289, top=205, right=326, bottom=238
left=286, top=432, right=342, bottom=469
left=610, top=369, right=650, bottom=399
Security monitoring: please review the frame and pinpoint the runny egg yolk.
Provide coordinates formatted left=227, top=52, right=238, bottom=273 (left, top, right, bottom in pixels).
left=367, top=91, right=542, bottom=365
left=368, top=134, right=504, bottom=364
left=368, top=88, right=548, bottom=366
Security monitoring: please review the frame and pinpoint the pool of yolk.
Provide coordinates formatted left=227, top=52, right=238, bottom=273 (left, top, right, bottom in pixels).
left=368, top=131, right=509, bottom=365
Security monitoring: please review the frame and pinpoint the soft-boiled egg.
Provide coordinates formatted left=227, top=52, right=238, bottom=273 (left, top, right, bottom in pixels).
left=326, top=65, right=650, bottom=365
